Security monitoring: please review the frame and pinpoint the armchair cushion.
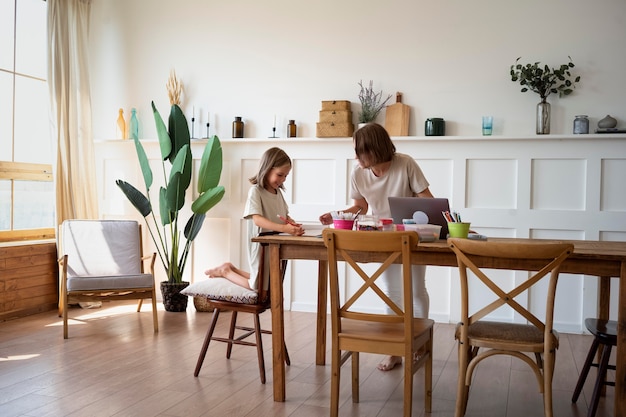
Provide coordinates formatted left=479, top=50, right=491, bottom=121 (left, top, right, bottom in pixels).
left=181, top=278, right=258, bottom=304
left=67, top=274, right=154, bottom=292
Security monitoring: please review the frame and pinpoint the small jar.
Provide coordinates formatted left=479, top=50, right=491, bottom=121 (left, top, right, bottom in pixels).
left=287, top=120, right=297, bottom=138
left=573, top=115, right=589, bottom=134
left=425, top=118, right=445, bottom=136
left=232, top=116, right=244, bottom=138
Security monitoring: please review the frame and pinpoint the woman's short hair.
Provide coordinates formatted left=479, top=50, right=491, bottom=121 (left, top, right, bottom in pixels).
left=353, top=123, right=396, bottom=165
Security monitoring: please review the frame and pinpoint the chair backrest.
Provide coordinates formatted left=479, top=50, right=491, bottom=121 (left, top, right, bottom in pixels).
left=323, top=229, right=419, bottom=331
left=448, top=238, right=574, bottom=335
left=60, top=220, right=143, bottom=277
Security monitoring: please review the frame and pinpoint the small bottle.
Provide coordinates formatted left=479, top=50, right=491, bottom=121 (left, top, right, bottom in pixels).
left=232, top=116, right=244, bottom=138
left=287, top=120, right=297, bottom=138
left=116, top=108, right=127, bottom=140
left=129, top=108, right=139, bottom=140
left=573, top=115, right=589, bottom=134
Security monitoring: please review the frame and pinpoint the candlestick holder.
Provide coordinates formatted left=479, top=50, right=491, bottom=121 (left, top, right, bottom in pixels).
left=269, top=127, right=278, bottom=138
left=204, top=122, right=210, bottom=139
left=191, top=116, right=196, bottom=139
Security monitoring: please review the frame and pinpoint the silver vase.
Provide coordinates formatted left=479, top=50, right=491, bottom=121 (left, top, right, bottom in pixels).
left=536, top=99, right=551, bottom=135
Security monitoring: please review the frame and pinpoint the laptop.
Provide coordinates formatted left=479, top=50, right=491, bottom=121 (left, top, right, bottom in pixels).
left=388, top=197, right=450, bottom=239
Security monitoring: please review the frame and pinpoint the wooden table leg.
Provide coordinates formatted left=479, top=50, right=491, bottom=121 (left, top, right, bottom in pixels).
left=315, top=260, right=328, bottom=366
left=615, top=262, right=626, bottom=417
left=270, top=243, right=286, bottom=402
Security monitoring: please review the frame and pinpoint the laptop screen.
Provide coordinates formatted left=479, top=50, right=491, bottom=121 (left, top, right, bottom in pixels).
left=388, top=197, right=450, bottom=239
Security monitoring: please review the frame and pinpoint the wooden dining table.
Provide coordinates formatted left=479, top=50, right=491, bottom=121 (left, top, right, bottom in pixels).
left=252, top=234, right=626, bottom=416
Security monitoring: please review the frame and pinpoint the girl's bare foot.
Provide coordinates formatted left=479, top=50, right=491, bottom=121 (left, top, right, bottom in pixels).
left=377, top=355, right=402, bottom=371
left=204, top=262, right=234, bottom=277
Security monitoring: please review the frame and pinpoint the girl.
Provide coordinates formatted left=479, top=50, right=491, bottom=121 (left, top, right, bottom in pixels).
left=205, top=147, right=304, bottom=290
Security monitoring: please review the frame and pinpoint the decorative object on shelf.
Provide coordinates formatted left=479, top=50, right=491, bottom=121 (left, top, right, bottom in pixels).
left=573, top=115, right=589, bottom=134
left=597, top=114, right=617, bottom=129
left=191, top=106, right=196, bottom=139
left=129, top=108, right=139, bottom=140
left=204, top=112, right=211, bottom=139
left=384, top=92, right=410, bottom=136
left=482, top=116, right=493, bottom=136
left=269, top=114, right=278, bottom=138
left=287, top=120, right=297, bottom=138
left=510, top=56, right=581, bottom=135
left=316, top=100, right=354, bottom=137
left=166, top=69, right=183, bottom=106
left=357, top=80, right=392, bottom=124
left=425, top=118, right=445, bottom=136
left=116, top=108, right=127, bottom=140
left=232, top=116, right=244, bottom=138
left=116, top=86, right=225, bottom=312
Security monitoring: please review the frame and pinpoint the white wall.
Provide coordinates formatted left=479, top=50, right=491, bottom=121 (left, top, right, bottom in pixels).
left=88, top=0, right=626, bottom=140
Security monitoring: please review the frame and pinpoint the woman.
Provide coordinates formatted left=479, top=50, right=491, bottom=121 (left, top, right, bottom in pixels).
left=319, top=123, right=434, bottom=371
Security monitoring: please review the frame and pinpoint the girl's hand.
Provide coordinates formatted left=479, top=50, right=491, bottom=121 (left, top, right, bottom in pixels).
left=284, top=223, right=304, bottom=236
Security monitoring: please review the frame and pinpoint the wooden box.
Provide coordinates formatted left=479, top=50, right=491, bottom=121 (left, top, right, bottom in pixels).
left=319, top=110, right=352, bottom=123
left=321, top=100, right=351, bottom=111
left=316, top=122, right=354, bottom=138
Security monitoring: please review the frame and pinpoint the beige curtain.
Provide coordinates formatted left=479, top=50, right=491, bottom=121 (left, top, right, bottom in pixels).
left=48, top=0, right=99, bottom=225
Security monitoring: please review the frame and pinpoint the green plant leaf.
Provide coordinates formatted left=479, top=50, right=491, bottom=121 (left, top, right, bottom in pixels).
left=131, top=136, right=153, bottom=191
left=184, top=213, right=206, bottom=241
left=166, top=171, right=186, bottom=212
left=159, top=186, right=171, bottom=226
left=192, top=186, right=225, bottom=214
left=151, top=101, right=172, bottom=161
left=116, top=180, right=152, bottom=217
left=168, top=104, right=190, bottom=164
left=169, top=145, right=192, bottom=191
left=197, top=136, right=223, bottom=193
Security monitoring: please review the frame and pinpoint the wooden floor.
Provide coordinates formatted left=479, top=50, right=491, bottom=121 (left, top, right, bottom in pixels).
left=0, top=301, right=615, bottom=417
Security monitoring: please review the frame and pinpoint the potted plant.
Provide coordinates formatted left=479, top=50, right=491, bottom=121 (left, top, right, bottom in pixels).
left=510, top=56, right=581, bottom=134
left=357, top=80, right=392, bottom=127
left=116, top=74, right=225, bottom=312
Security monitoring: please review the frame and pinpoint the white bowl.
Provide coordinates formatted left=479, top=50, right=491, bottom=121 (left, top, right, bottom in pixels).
left=404, top=224, right=442, bottom=242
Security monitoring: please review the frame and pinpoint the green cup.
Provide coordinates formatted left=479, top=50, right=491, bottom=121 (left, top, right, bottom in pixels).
left=448, top=222, right=471, bottom=238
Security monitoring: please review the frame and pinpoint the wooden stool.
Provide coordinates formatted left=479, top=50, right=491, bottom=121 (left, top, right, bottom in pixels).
left=571, top=318, right=617, bottom=417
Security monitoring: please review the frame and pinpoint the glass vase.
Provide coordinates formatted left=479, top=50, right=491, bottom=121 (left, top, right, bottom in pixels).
left=536, top=99, right=551, bottom=135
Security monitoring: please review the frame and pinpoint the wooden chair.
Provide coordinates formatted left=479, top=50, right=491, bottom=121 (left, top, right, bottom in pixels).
left=571, top=318, right=617, bottom=417
left=193, top=243, right=290, bottom=384
left=323, top=229, right=434, bottom=417
left=58, top=219, right=158, bottom=339
left=448, top=237, right=574, bottom=417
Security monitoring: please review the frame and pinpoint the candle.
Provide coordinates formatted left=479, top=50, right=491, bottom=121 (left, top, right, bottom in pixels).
left=273, top=114, right=276, bottom=128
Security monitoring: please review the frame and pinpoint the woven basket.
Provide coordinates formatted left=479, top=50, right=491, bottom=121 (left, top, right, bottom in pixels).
left=193, top=296, right=214, bottom=312
left=316, top=122, right=354, bottom=138
left=321, top=100, right=351, bottom=111
left=319, top=110, right=352, bottom=123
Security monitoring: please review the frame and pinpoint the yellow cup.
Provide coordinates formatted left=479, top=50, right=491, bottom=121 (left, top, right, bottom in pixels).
left=447, top=222, right=471, bottom=238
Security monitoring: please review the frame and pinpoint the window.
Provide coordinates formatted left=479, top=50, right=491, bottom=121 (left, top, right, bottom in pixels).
left=0, top=0, right=54, bottom=242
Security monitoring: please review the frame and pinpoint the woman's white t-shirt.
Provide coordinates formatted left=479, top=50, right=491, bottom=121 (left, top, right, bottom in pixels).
left=350, top=152, right=430, bottom=217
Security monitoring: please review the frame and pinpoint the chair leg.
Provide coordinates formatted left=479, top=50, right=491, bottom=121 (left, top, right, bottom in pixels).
left=136, top=299, right=143, bottom=312
left=151, top=295, right=159, bottom=333
left=424, top=328, right=433, bottom=413
left=330, top=345, right=341, bottom=417
left=403, top=351, right=413, bottom=417
left=587, top=344, right=613, bottom=417
left=351, top=352, right=359, bottom=403
left=543, top=349, right=556, bottom=417
left=572, top=337, right=601, bottom=403
left=253, top=313, right=266, bottom=384
left=284, top=341, right=291, bottom=366
left=226, top=311, right=238, bottom=359
left=455, top=341, right=471, bottom=417
left=194, top=308, right=221, bottom=377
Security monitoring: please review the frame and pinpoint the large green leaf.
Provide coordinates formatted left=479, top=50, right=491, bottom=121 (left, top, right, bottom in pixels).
left=116, top=180, right=152, bottom=217
left=151, top=101, right=172, bottom=161
left=132, top=137, right=153, bottom=191
left=191, top=186, right=225, bottom=214
left=159, top=186, right=171, bottom=226
left=169, top=145, right=192, bottom=191
left=165, top=171, right=186, bottom=212
left=197, top=136, right=223, bottom=193
left=168, top=104, right=190, bottom=164
left=184, top=213, right=206, bottom=242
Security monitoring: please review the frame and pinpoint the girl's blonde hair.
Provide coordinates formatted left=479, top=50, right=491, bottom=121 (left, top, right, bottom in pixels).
left=249, top=147, right=292, bottom=189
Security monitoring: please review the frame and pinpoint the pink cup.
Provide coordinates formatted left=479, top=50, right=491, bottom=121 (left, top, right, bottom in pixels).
left=333, top=219, right=355, bottom=230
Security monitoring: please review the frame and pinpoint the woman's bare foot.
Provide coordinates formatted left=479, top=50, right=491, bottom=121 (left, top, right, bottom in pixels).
left=377, top=355, right=402, bottom=371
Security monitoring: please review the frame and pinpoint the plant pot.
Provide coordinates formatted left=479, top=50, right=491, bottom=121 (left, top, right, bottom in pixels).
left=160, top=281, right=190, bottom=312
left=536, top=99, right=551, bottom=135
